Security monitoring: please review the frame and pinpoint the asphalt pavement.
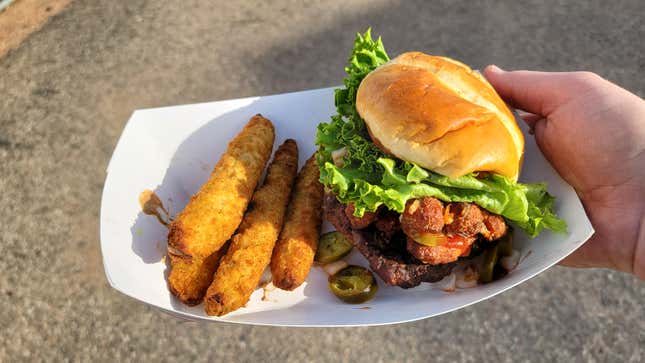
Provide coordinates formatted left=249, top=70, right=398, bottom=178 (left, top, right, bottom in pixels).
left=0, top=1, right=643, bottom=362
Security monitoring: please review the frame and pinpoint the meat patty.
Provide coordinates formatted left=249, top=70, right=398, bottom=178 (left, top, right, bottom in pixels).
left=400, top=197, right=444, bottom=237
left=345, top=203, right=377, bottom=229
left=374, top=212, right=401, bottom=238
left=324, top=193, right=455, bottom=288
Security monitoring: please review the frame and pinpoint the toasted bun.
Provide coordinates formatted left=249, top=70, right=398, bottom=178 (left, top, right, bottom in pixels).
left=356, top=52, right=524, bottom=181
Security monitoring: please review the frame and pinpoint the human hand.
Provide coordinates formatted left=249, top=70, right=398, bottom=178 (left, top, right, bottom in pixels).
left=484, top=66, right=645, bottom=279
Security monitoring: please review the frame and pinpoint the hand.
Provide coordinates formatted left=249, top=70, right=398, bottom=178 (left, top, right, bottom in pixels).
left=484, top=66, right=645, bottom=279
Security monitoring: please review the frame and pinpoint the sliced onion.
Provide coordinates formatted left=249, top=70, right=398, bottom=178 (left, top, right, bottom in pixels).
left=500, top=249, right=521, bottom=271
left=430, top=272, right=456, bottom=292
left=322, top=260, right=349, bottom=276
left=456, top=264, right=479, bottom=288
left=456, top=279, right=477, bottom=289
left=331, top=147, right=348, bottom=167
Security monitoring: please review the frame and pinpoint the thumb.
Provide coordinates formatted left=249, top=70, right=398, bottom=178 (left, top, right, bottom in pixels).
left=483, top=65, right=584, bottom=117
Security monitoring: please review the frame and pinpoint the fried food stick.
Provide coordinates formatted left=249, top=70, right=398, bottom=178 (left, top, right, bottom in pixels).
left=271, top=155, right=324, bottom=290
left=167, top=114, right=275, bottom=305
left=167, top=244, right=229, bottom=306
left=204, top=140, right=299, bottom=316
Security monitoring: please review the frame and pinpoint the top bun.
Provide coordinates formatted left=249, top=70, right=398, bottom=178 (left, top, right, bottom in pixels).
left=356, top=52, right=524, bottom=181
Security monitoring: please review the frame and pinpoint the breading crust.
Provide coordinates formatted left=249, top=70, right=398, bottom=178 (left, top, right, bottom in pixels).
left=167, top=242, right=229, bottom=306
left=167, top=114, right=275, bottom=304
left=270, top=155, right=324, bottom=291
left=205, top=140, right=299, bottom=316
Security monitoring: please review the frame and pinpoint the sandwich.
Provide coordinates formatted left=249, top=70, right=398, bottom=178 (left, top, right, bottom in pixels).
left=316, top=29, right=566, bottom=288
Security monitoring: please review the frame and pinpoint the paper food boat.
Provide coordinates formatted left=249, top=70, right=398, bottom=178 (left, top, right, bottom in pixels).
left=100, top=87, right=593, bottom=327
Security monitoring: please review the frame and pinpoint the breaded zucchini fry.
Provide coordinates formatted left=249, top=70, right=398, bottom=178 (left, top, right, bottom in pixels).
left=205, top=140, right=299, bottom=316
left=271, top=155, right=324, bottom=290
left=167, top=242, right=229, bottom=306
left=167, top=114, right=274, bottom=304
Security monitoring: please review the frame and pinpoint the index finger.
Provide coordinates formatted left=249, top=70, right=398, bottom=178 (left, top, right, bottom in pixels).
left=483, top=66, right=597, bottom=117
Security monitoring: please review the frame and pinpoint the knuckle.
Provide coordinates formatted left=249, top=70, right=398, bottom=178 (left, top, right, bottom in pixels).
left=571, top=71, right=603, bottom=86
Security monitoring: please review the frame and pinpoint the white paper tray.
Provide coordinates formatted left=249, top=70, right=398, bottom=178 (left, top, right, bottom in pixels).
left=100, top=87, right=593, bottom=326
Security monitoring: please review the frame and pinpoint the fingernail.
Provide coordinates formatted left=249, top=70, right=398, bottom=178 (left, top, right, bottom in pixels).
left=487, top=64, right=505, bottom=73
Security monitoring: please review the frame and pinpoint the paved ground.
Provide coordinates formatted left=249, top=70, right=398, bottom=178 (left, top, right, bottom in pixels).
left=1, top=0, right=643, bottom=362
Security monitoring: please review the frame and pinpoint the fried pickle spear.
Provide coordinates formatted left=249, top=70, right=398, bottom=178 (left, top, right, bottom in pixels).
left=204, top=140, right=299, bottom=316
left=167, top=114, right=275, bottom=305
left=167, top=243, right=229, bottom=306
left=271, top=155, right=324, bottom=290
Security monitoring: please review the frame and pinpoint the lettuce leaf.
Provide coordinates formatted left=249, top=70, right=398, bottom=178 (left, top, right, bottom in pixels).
left=315, top=29, right=567, bottom=238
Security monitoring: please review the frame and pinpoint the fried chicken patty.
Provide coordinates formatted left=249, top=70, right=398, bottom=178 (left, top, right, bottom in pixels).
left=405, top=236, right=476, bottom=266
left=400, top=197, right=444, bottom=237
left=401, top=198, right=507, bottom=242
left=401, top=198, right=507, bottom=264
